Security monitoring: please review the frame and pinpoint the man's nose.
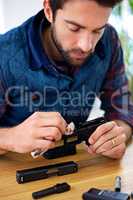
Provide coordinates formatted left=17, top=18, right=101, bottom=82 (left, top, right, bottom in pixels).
left=77, top=34, right=93, bottom=53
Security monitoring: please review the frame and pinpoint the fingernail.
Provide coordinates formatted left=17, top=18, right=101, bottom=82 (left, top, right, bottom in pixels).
left=109, top=121, right=116, bottom=126
left=89, top=138, right=94, bottom=144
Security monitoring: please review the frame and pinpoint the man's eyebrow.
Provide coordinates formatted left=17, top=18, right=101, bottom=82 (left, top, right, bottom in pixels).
left=64, top=19, right=107, bottom=31
left=64, top=19, right=86, bottom=29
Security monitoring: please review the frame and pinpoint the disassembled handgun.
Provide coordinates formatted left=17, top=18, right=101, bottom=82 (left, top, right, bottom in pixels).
left=43, top=117, right=106, bottom=159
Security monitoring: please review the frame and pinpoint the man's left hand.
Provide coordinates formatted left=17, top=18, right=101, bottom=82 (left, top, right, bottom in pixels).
left=87, top=120, right=132, bottom=159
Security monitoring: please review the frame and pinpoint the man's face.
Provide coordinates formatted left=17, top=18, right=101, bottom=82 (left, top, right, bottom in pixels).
left=49, top=0, right=112, bottom=67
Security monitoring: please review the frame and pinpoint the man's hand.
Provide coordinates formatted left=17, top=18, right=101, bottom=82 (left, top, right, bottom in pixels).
left=0, top=149, right=8, bottom=155
left=87, top=120, right=132, bottom=159
left=3, top=112, right=67, bottom=154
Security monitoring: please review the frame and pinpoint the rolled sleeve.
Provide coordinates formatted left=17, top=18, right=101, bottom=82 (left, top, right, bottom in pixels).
left=100, top=28, right=133, bottom=128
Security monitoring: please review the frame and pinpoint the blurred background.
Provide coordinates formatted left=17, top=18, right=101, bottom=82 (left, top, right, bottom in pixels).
left=0, top=0, right=133, bottom=119
left=109, top=0, right=133, bottom=93
left=0, top=0, right=43, bottom=33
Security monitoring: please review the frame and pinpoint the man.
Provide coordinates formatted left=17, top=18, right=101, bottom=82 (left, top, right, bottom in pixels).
left=0, top=0, right=133, bottom=159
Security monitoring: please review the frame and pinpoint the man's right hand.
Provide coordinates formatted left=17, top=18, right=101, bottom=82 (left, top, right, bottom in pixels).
left=5, top=112, right=67, bottom=154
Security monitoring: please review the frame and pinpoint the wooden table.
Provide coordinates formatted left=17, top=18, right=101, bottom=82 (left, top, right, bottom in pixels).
left=0, top=142, right=133, bottom=200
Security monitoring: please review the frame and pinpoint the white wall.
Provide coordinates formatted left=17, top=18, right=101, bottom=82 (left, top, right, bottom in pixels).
left=0, top=0, right=43, bottom=33
left=0, top=0, right=5, bottom=33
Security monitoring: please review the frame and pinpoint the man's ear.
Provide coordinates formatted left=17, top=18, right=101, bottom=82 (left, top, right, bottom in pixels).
left=43, top=0, right=53, bottom=23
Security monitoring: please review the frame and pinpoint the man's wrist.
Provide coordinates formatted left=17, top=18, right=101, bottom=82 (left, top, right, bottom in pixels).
left=0, top=128, right=14, bottom=152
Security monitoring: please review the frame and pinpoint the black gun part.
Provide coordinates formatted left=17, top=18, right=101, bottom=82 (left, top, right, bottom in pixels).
left=73, top=117, right=106, bottom=145
left=32, top=182, right=71, bottom=199
left=115, top=176, right=121, bottom=192
left=43, top=117, right=106, bottom=159
left=82, top=188, right=129, bottom=200
left=16, top=161, right=78, bottom=184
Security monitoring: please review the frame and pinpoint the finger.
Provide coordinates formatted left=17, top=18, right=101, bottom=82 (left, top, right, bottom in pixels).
left=89, top=121, right=116, bottom=144
left=0, top=150, right=8, bottom=155
left=35, top=139, right=55, bottom=152
left=96, top=133, right=126, bottom=154
left=36, top=127, right=62, bottom=141
left=92, top=126, right=125, bottom=151
left=87, top=146, right=96, bottom=155
left=101, top=143, right=126, bottom=159
left=41, top=116, right=67, bottom=134
left=32, top=112, right=67, bottom=134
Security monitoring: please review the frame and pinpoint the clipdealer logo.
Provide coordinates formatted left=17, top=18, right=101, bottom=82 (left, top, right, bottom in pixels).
left=111, top=85, right=133, bottom=115
left=5, top=85, right=101, bottom=112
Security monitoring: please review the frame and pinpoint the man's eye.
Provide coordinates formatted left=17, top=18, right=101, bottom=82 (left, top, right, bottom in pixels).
left=70, top=28, right=80, bottom=32
left=67, top=25, right=80, bottom=32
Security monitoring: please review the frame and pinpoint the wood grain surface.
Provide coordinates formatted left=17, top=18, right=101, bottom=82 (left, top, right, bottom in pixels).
left=0, top=142, right=133, bottom=200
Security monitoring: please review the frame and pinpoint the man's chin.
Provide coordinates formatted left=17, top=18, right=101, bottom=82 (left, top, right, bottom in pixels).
left=68, top=59, right=86, bottom=67
left=63, top=54, right=89, bottom=67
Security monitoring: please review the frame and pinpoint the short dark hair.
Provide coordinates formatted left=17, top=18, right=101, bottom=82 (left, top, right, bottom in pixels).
left=49, top=0, right=123, bottom=16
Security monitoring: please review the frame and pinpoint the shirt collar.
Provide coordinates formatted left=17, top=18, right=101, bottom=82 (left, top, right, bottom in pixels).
left=95, top=38, right=105, bottom=59
left=27, top=10, right=52, bottom=70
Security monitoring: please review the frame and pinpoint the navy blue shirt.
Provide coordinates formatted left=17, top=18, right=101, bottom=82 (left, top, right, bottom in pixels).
left=0, top=10, right=133, bottom=127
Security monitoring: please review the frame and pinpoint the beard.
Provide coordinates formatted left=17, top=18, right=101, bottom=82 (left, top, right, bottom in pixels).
left=50, top=25, right=94, bottom=68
